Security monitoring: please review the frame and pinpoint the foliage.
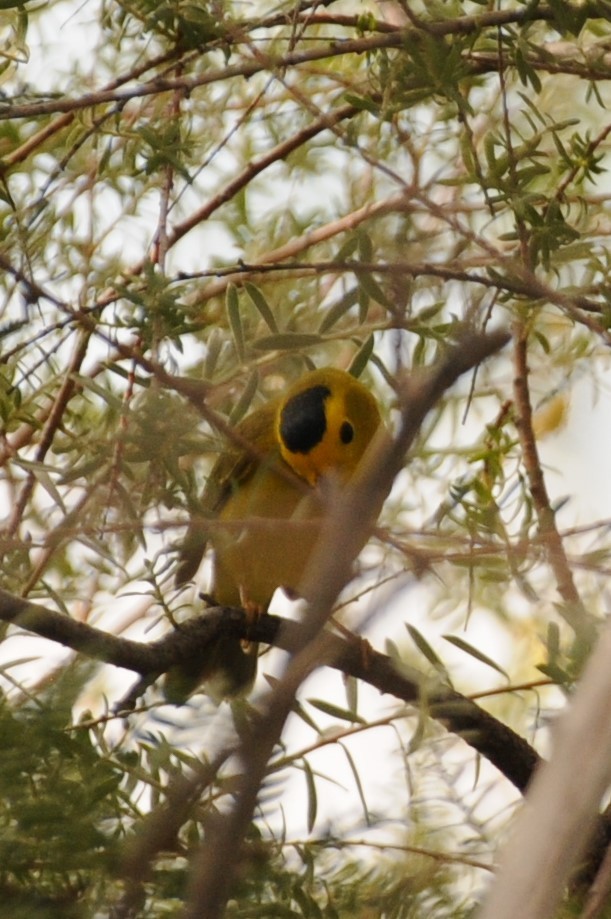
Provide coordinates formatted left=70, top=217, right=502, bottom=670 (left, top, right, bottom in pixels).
left=2, top=0, right=611, bottom=915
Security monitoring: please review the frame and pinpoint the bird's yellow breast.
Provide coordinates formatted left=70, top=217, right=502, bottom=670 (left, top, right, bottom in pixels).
left=211, top=458, right=324, bottom=607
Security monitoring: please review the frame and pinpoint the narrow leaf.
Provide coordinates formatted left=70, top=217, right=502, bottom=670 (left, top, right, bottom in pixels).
left=204, top=328, right=223, bottom=379
left=226, top=284, right=244, bottom=362
left=340, top=742, right=371, bottom=826
left=348, top=334, right=375, bottom=379
left=229, top=370, right=259, bottom=425
left=443, top=635, right=509, bottom=680
left=405, top=623, right=446, bottom=673
left=308, top=698, right=366, bottom=724
left=290, top=699, right=322, bottom=734
left=334, top=234, right=359, bottom=262
left=318, top=288, right=359, bottom=333
left=245, top=282, right=279, bottom=333
left=303, top=758, right=317, bottom=834
left=357, top=271, right=391, bottom=308
left=252, top=332, right=323, bottom=351
left=344, top=674, right=358, bottom=716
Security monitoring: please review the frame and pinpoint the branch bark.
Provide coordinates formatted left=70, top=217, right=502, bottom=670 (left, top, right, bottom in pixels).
left=0, top=585, right=536, bottom=793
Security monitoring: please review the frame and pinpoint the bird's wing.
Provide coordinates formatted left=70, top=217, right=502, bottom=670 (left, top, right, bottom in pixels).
left=174, top=399, right=279, bottom=586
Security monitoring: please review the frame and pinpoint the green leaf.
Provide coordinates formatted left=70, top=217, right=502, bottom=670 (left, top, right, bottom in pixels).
left=252, top=332, right=324, bottom=351
left=204, top=328, right=224, bottom=379
left=290, top=699, right=322, bottom=734
left=334, top=234, right=359, bottom=262
left=546, top=620, right=560, bottom=661
left=343, top=92, right=380, bottom=115
left=228, top=370, right=259, bottom=425
left=340, top=742, right=371, bottom=826
left=546, top=0, right=588, bottom=35
left=14, top=459, right=66, bottom=510
left=244, top=282, right=279, bottom=333
left=303, top=758, right=317, bottom=834
left=357, top=230, right=373, bottom=262
left=0, top=0, right=35, bottom=8
left=443, top=635, right=509, bottom=680
left=348, top=334, right=375, bottom=379
left=357, top=271, right=391, bottom=308
left=307, top=698, right=366, bottom=724
left=405, top=623, right=447, bottom=675
left=416, top=302, right=445, bottom=323
left=357, top=285, right=369, bottom=323
left=317, top=288, right=359, bottom=333
left=72, top=375, right=124, bottom=412
left=344, top=674, right=358, bottom=716
left=0, top=318, right=29, bottom=341
left=226, top=284, right=244, bottom=362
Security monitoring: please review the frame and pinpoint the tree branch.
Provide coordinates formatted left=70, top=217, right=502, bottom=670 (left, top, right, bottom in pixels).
left=0, top=6, right=594, bottom=124
left=0, top=583, right=536, bottom=793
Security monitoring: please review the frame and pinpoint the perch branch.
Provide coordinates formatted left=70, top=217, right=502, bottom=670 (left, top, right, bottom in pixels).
left=0, top=586, right=535, bottom=793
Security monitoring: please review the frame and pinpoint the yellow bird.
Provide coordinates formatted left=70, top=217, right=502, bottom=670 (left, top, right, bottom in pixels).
left=167, top=366, right=382, bottom=701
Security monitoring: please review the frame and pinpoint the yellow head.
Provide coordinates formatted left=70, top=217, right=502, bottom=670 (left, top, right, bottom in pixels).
left=276, top=367, right=382, bottom=486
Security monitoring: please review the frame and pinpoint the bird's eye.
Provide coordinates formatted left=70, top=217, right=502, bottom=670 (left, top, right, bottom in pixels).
left=340, top=421, right=354, bottom=445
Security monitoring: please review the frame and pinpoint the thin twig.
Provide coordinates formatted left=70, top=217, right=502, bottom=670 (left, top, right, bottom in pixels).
left=512, top=325, right=594, bottom=641
left=5, top=329, right=92, bottom=552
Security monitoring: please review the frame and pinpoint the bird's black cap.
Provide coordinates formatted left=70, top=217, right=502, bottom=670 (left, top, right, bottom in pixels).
left=279, top=384, right=330, bottom=455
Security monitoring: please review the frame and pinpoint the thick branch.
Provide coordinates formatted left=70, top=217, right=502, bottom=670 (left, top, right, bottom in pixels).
left=0, top=580, right=535, bottom=793
left=0, top=589, right=164, bottom=674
